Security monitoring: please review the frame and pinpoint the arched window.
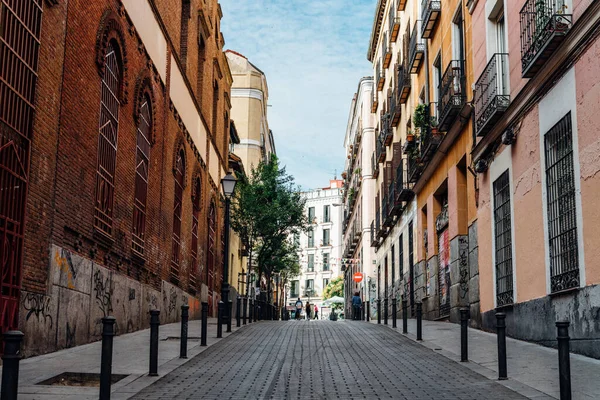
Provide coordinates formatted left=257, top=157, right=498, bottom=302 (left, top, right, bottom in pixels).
left=207, top=200, right=216, bottom=296
left=190, top=176, right=201, bottom=291
left=132, top=94, right=152, bottom=256
left=95, top=40, right=122, bottom=237
left=171, top=149, right=185, bottom=282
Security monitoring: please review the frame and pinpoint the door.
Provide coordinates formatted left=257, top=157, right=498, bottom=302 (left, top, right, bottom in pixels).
left=438, top=228, right=451, bottom=317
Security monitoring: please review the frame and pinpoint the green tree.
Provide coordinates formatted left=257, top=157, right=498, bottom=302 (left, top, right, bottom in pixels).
left=323, top=276, right=344, bottom=300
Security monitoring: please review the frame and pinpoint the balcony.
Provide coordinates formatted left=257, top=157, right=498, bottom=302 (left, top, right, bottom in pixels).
left=520, top=0, right=572, bottom=78
left=437, top=60, right=466, bottom=132
left=409, top=22, right=425, bottom=74
left=420, top=104, right=442, bottom=162
left=370, top=221, right=378, bottom=247
left=389, top=11, right=400, bottom=43
left=474, top=53, right=510, bottom=137
left=407, top=153, right=424, bottom=183
left=390, top=87, right=401, bottom=127
left=398, top=0, right=407, bottom=11
left=397, top=64, right=411, bottom=104
left=382, top=32, right=392, bottom=68
left=395, top=158, right=414, bottom=203
left=381, top=112, right=393, bottom=146
left=372, top=153, right=380, bottom=179
left=421, top=0, right=441, bottom=39
left=376, top=135, right=386, bottom=163
left=375, top=207, right=381, bottom=238
left=371, top=93, right=379, bottom=113
left=382, top=192, right=393, bottom=228
left=376, top=61, right=385, bottom=91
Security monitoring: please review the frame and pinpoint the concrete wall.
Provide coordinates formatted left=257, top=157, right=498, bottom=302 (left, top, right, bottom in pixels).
left=19, top=245, right=204, bottom=358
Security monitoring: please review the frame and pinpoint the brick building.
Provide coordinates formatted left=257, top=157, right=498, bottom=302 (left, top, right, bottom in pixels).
left=0, top=0, right=233, bottom=356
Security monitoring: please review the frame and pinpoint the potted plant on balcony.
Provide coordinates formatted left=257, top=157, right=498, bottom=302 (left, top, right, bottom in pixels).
left=406, top=128, right=415, bottom=142
left=413, top=104, right=429, bottom=132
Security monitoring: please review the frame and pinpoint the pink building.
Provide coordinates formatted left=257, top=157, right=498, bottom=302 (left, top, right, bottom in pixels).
left=470, top=0, right=600, bottom=358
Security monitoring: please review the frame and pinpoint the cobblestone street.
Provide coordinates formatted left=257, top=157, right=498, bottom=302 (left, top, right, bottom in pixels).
left=131, top=321, right=526, bottom=399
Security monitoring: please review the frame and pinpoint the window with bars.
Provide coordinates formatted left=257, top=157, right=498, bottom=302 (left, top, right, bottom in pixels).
left=323, top=253, right=330, bottom=271
left=308, top=254, right=314, bottom=272
left=171, top=149, right=185, bottom=283
left=207, top=200, right=216, bottom=293
left=544, top=113, right=580, bottom=293
left=399, top=234, right=404, bottom=282
left=493, top=170, right=514, bottom=306
left=94, top=41, right=122, bottom=237
left=132, top=96, right=152, bottom=257
left=190, top=177, right=201, bottom=292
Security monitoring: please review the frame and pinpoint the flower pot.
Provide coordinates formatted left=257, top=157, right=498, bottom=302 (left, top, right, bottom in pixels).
left=407, top=134, right=415, bottom=142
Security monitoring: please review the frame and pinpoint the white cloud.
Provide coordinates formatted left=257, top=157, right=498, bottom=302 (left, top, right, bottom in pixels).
left=221, top=0, right=375, bottom=190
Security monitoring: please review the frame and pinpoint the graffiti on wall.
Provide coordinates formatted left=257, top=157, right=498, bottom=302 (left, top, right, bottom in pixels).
left=22, top=293, right=53, bottom=328
left=459, top=237, right=469, bottom=299
left=54, top=248, right=77, bottom=289
left=93, top=269, right=113, bottom=317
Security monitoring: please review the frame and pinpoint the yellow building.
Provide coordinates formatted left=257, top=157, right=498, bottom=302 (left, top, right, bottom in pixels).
left=367, top=0, right=479, bottom=325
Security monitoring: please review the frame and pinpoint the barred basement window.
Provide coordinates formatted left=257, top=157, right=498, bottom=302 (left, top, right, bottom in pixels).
left=95, top=41, right=122, bottom=237
left=493, top=170, right=513, bottom=306
left=545, top=113, right=579, bottom=293
left=171, top=149, right=185, bottom=283
left=132, top=96, right=152, bottom=257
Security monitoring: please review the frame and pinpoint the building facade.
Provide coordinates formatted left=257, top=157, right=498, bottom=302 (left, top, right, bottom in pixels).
left=340, top=78, right=377, bottom=317
left=366, top=0, right=480, bottom=325
left=471, top=0, right=600, bottom=357
left=289, top=181, right=343, bottom=317
left=1, top=0, right=233, bottom=356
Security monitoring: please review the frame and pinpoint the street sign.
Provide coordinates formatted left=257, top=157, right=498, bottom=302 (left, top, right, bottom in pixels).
left=353, top=272, right=364, bottom=283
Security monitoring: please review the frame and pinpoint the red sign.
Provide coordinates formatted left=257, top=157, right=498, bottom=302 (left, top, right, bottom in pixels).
left=353, top=272, right=364, bottom=283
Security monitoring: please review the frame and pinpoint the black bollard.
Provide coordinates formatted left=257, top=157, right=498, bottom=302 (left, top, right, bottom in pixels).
left=236, top=297, right=241, bottom=328
left=416, top=302, right=422, bottom=341
left=366, top=301, right=370, bottom=322
left=217, top=301, right=224, bottom=338
left=460, top=308, right=469, bottom=362
left=149, top=310, right=160, bottom=376
left=243, top=297, right=247, bottom=325
left=249, top=299, right=253, bottom=323
left=496, top=312, right=507, bottom=380
left=392, top=298, right=397, bottom=328
left=556, top=321, right=572, bottom=400
left=227, top=300, right=232, bottom=333
left=201, top=302, right=208, bottom=346
left=1, top=331, right=24, bottom=400
left=180, top=305, right=189, bottom=359
left=99, top=317, right=116, bottom=400
left=377, top=299, right=381, bottom=324
left=384, top=298, right=389, bottom=325
left=402, top=299, right=408, bottom=334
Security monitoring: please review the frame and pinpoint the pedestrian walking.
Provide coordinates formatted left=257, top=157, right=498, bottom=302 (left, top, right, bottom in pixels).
left=352, top=292, right=362, bottom=320
left=314, top=305, right=319, bottom=320
left=305, top=302, right=311, bottom=320
left=295, top=298, right=303, bottom=320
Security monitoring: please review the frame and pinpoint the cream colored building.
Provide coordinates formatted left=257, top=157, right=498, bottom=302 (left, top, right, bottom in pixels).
left=226, top=50, right=275, bottom=172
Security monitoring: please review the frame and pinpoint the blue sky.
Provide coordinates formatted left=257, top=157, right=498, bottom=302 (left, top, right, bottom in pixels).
left=221, top=0, right=376, bottom=190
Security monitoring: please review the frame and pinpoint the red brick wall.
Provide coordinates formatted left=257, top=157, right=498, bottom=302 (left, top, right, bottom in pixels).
left=24, top=0, right=230, bottom=300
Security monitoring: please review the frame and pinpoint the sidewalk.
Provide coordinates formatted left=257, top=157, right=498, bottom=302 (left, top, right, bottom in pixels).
left=371, top=318, right=600, bottom=399
left=4, top=317, right=250, bottom=400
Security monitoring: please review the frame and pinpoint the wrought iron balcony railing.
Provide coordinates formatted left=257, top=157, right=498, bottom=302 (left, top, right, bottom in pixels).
left=438, top=60, right=466, bottom=132
left=390, top=87, right=401, bottom=127
left=372, top=153, right=380, bottom=179
left=420, top=103, right=442, bottom=163
left=421, top=0, right=441, bottom=39
left=381, top=112, right=393, bottom=146
left=475, top=53, right=510, bottom=137
left=520, top=0, right=572, bottom=78
left=409, top=21, right=425, bottom=74
left=397, top=64, right=411, bottom=104
left=382, top=32, right=392, bottom=68
left=407, top=153, right=424, bottom=183
left=381, top=193, right=390, bottom=228
left=371, top=220, right=377, bottom=247
left=371, top=92, right=379, bottom=113
left=390, top=14, right=400, bottom=43
left=375, top=206, right=381, bottom=236
left=395, top=158, right=414, bottom=203
left=376, top=135, right=386, bottom=163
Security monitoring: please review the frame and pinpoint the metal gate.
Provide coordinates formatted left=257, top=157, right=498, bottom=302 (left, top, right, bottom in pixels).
left=438, top=228, right=451, bottom=317
left=0, top=0, right=43, bottom=334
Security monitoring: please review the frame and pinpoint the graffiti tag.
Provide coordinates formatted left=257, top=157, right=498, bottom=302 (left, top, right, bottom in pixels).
left=93, top=269, right=113, bottom=317
left=23, top=293, right=53, bottom=328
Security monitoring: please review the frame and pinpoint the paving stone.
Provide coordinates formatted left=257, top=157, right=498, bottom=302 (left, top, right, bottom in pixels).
left=131, top=321, right=526, bottom=400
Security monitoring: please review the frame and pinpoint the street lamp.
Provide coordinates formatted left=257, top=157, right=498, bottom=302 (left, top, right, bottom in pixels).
left=221, top=172, right=237, bottom=325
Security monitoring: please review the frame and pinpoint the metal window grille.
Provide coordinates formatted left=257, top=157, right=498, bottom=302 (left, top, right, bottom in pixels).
left=132, top=99, right=151, bottom=256
left=94, top=43, right=121, bottom=237
left=399, top=234, right=404, bottom=287
left=0, top=0, right=42, bottom=335
left=544, top=113, right=579, bottom=292
left=207, top=201, right=216, bottom=296
left=391, top=246, right=395, bottom=288
left=493, top=170, right=514, bottom=306
left=190, top=178, right=201, bottom=292
left=170, top=150, right=185, bottom=283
